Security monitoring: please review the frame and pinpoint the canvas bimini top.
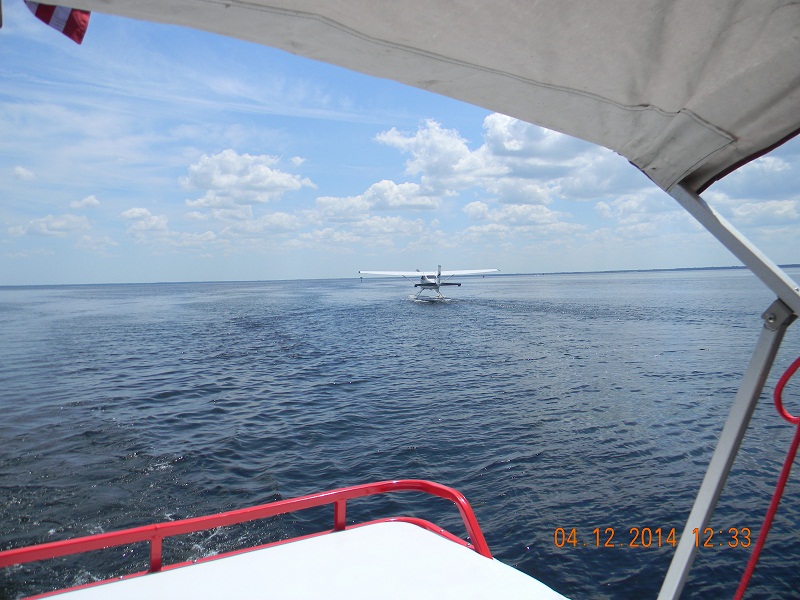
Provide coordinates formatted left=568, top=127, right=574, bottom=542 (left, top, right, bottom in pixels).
left=66, top=0, right=800, bottom=195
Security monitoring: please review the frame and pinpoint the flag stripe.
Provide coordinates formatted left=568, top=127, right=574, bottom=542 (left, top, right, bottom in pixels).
left=49, top=6, right=73, bottom=32
left=61, top=9, right=90, bottom=43
left=30, top=3, right=55, bottom=23
left=25, top=2, right=90, bottom=44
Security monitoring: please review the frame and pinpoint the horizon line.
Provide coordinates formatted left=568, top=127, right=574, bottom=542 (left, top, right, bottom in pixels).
left=3, top=264, right=800, bottom=289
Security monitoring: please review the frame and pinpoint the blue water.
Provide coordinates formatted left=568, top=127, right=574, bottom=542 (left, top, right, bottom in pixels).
left=2, top=270, right=800, bottom=599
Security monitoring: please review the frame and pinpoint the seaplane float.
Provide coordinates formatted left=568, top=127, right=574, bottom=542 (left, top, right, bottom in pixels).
left=2, top=1, right=800, bottom=599
left=359, top=266, right=499, bottom=301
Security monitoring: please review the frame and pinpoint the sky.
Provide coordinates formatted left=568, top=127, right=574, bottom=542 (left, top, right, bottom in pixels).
left=1, top=4, right=799, bottom=286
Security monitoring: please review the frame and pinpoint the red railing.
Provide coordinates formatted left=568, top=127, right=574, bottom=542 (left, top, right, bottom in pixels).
left=0, top=479, right=492, bottom=592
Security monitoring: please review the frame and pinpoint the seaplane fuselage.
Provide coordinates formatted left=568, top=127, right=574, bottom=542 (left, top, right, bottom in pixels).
left=359, top=266, right=498, bottom=300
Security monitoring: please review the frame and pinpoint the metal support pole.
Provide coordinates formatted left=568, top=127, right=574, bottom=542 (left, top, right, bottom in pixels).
left=657, top=299, right=795, bottom=599
left=669, top=184, right=800, bottom=316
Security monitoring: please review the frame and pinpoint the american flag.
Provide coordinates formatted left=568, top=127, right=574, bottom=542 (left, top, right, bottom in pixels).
left=25, top=2, right=90, bottom=44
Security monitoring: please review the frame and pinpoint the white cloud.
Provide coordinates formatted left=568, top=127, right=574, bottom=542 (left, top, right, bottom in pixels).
left=740, top=156, right=790, bottom=175
left=483, top=113, right=579, bottom=159
left=13, top=166, right=34, bottom=181
left=462, top=223, right=513, bottom=239
left=595, top=201, right=613, bottom=219
left=328, top=115, right=648, bottom=253
left=9, top=214, right=91, bottom=237
left=314, top=195, right=372, bottom=222
left=352, top=215, right=426, bottom=237
left=297, top=227, right=364, bottom=247
left=173, top=231, right=217, bottom=247
left=221, top=212, right=300, bottom=235
left=591, top=192, right=684, bottom=226
left=485, top=179, right=556, bottom=205
left=311, top=180, right=437, bottom=225
left=732, top=200, right=800, bottom=225
left=464, top=201, right=569, bottom=226
left=70, top=195, right=100, bottom=209
left=372, top=115, right=636, bottom=210
left=464, top=201, right=490, bottom=220
left=120, top=207, right=225, bottom=250
left=203, top=206, right=254, bottom=222
left=376, top=119, right=500, bottom=194
left=182, top=149, right=315, bottom=207
left=76, top=235, right=118, bottom=253
left=295, top=214, right=427, bottom=253
left=121, top=207, right=169, bottom=234
left=365, top=180, right=438, bottom=210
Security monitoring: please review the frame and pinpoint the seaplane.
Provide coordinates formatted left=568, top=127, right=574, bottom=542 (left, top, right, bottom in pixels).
left=359, top=266, right=499, bottom=300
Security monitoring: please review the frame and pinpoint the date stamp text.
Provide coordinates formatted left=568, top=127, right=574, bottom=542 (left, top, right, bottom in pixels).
left=553, top=526, right=751, bottom=548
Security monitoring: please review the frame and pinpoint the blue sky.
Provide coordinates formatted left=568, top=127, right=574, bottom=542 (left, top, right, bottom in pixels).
left=2, top=4, right=799, bottom=285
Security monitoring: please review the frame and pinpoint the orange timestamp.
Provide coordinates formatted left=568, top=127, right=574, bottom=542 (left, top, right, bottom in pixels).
left=553, top=526, right=752, bottom=548
left=693, top=527, right=751, bottom=548
left=554, top=527, right=677, bottom=548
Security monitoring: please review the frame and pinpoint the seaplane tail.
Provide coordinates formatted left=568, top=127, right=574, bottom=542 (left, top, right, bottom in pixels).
left=359, top=265, right=499, bottom=300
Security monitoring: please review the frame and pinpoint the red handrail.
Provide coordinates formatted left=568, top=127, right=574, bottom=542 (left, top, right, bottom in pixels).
left=0, top=479, right=492, bottom=579
left=734, top=358, right=800, bottom=599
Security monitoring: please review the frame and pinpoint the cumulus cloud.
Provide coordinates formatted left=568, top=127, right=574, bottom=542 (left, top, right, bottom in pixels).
left=182, top=149, right=315, bottom=208
left=365, top=180, right=438, bottom=210
left=70, top=195, right=100, bottom=209
left=221, top=212, right=300, bottom=235
left=76, top=235, right=118, bottom=253
left=739, top=156, right=790, bottom=175
left=309, top=114, right=639, bottom=250
left=464, top=200, right=569, bottom=226
left=173, top=231, right=217, bottom=247
left=371, top=114, right=634, bottom=209
left=13, top=166, right=34, bottom=181
left=203, top=206, right=254, bottom=222
left=314, top=195, right=373, bottom=222
left=595, top=201, right=613, bottom=219
left=120, top=207, right=169, bottom=243
left=316, top=115, right=595, bottom=239
left=482, top=113, right=588, bottom=162
left=312, top=180, right=438, bottom=225
left=376, top=119, right=500, bottom=194
left=485, top=179, right=557, bottom=205
left=121, top=207, right=168, bottom=231
left=297, top=214, right=426, bottom=252
left=732, top=200, right=800, bottom=225
left=9, top=214, right=91, bottom=237
left=121, top=206, right=221, bottom=249
left=588, top=192, right=695, bottom=240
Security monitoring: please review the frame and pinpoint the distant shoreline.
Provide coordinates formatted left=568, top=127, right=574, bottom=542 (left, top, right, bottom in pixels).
left=3, top=265, right=799, bottom=288
left=496, top=264, right=800, bottom=277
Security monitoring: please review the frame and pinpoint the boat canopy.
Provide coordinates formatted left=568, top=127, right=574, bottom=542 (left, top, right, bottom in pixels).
left=69, top=0, right=799, bottom=194
left=18, top=4, right=800, bottom=599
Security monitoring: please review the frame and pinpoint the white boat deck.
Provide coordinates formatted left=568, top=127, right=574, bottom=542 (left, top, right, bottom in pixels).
left=57, top=521, right=567, bottom=599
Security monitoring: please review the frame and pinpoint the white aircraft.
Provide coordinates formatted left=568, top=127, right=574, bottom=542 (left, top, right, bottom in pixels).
left=359, top=265, right=499, bottom=300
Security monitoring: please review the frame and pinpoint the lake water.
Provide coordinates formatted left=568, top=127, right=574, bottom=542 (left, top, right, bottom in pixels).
left=2, top=270, right=800, bottom=599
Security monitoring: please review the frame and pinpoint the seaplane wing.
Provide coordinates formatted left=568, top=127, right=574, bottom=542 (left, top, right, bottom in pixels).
left=359, top=270, right=428, bottom=277
left=359, top=269, right=498, bottom=278
left=440, top=269, right=499, bottom=277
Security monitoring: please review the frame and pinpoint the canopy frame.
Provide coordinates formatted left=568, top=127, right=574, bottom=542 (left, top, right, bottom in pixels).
left=658, top=299, right=795, bottom=599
